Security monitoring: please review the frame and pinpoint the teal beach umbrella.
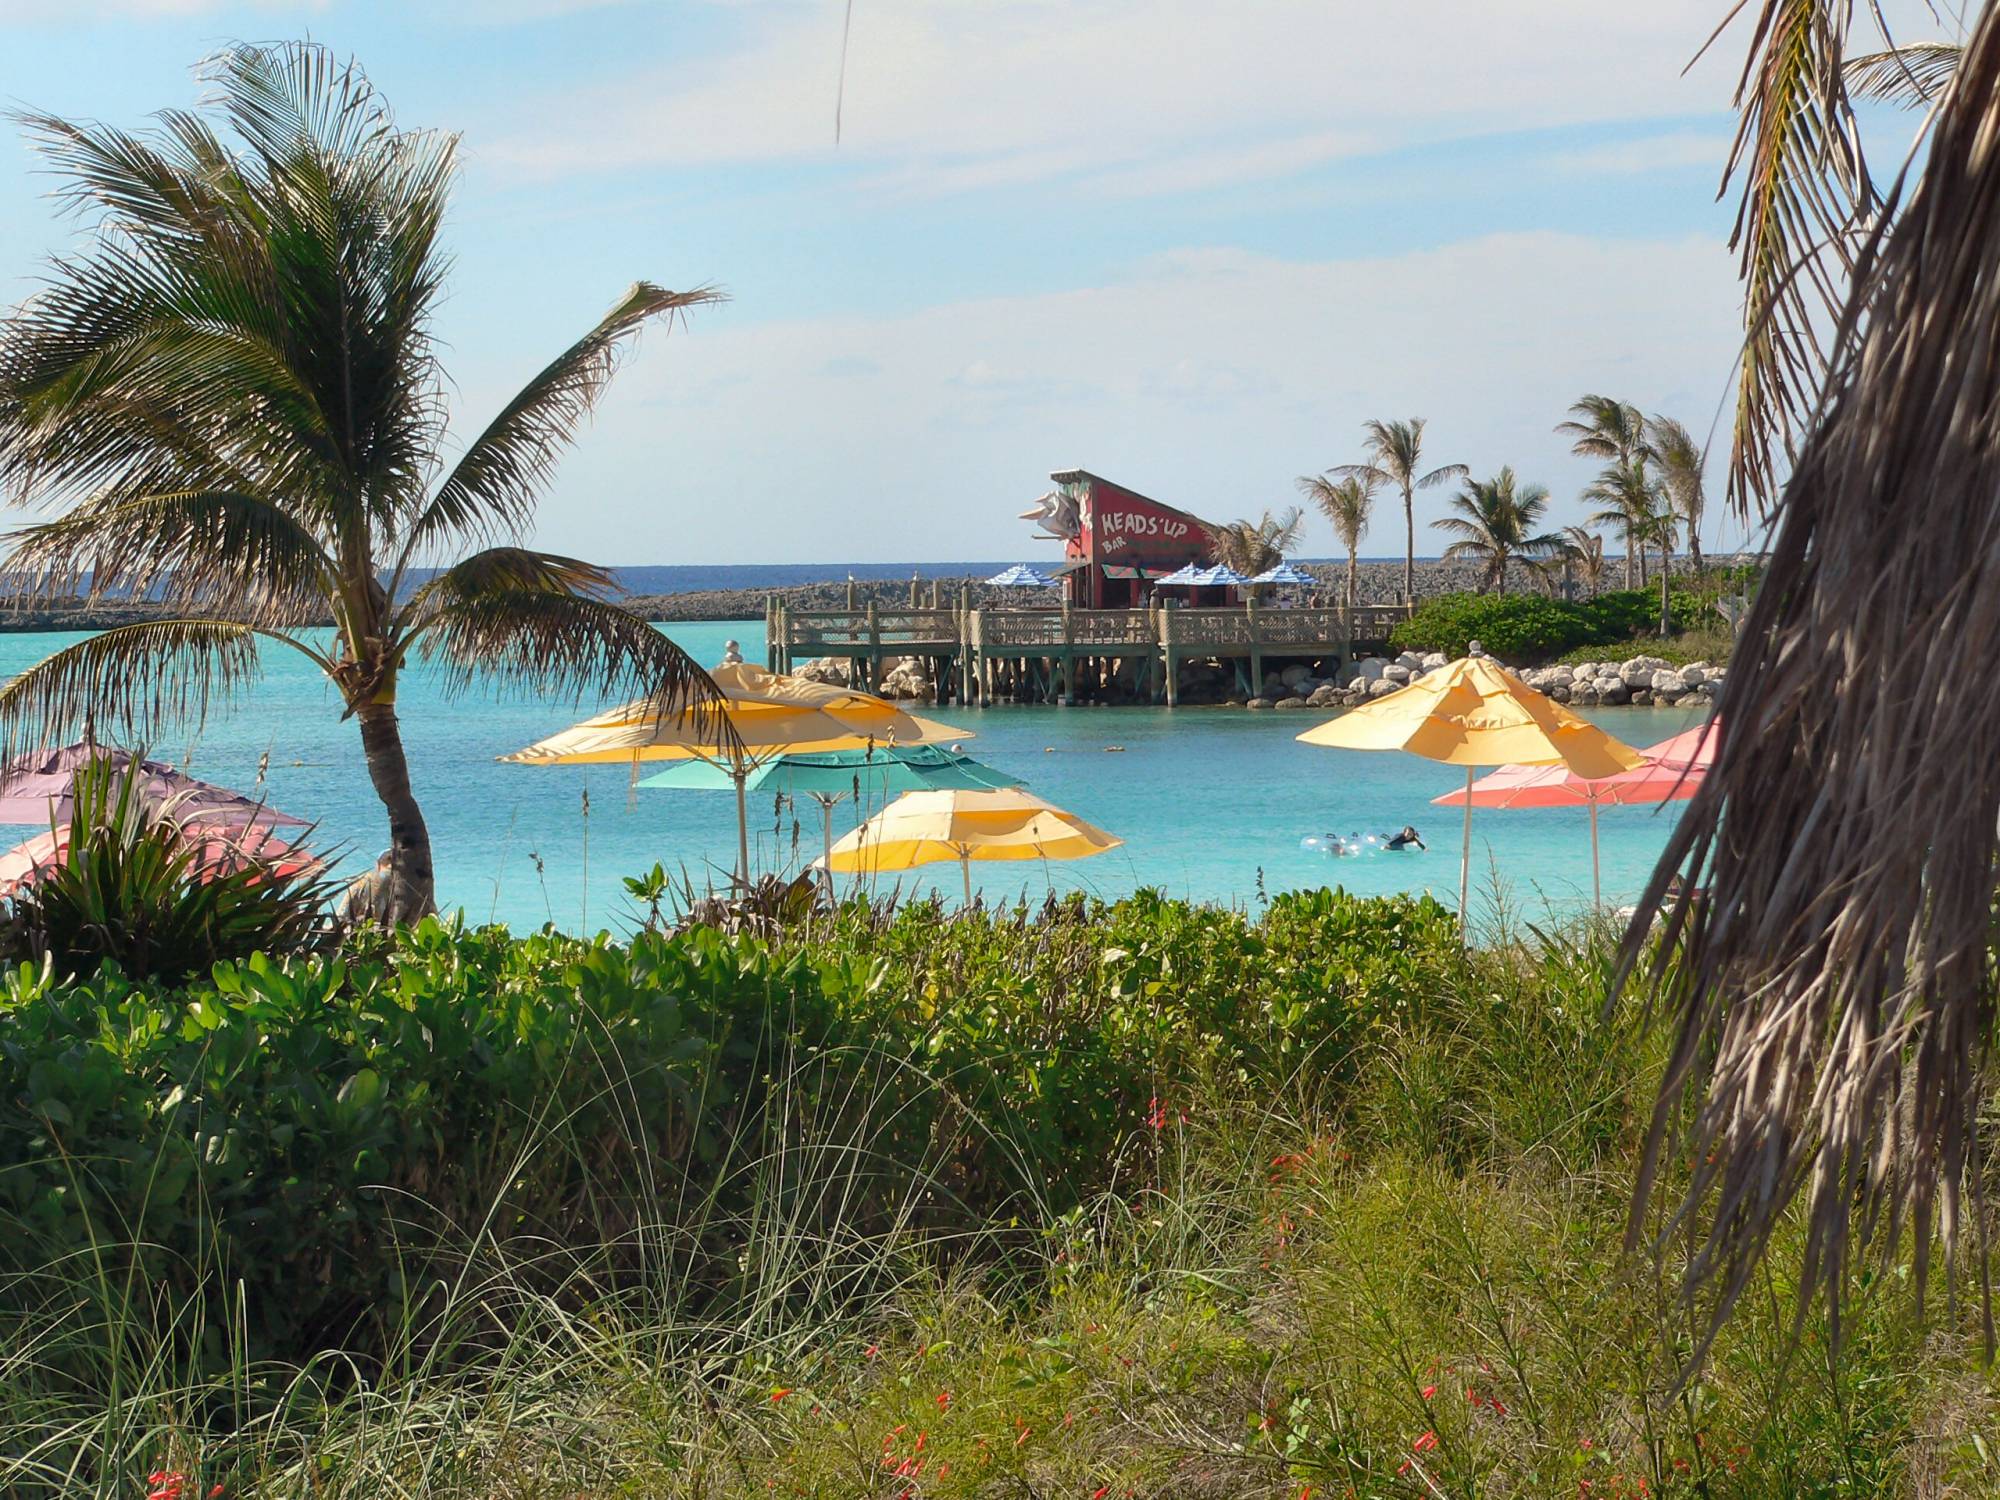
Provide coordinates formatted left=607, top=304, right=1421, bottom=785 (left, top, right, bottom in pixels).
left=640, top=745, right=1023, bottom=882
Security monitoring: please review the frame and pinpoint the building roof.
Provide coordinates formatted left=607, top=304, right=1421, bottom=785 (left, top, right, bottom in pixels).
left=1047, top=468, right=1214, bottom=532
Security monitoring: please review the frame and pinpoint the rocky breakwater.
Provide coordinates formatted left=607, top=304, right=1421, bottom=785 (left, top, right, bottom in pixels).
left=1244, top=651, right=1725, bottom=712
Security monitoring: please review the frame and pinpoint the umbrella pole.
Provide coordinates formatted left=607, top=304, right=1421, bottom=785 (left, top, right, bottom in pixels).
left=733, top=766, right=750, bottom=891
left=1589, top=801, right=1601, bottom=910
left=1458, top=766, right=1474, bottom=937
left=961, top=852, right=972, bottom=906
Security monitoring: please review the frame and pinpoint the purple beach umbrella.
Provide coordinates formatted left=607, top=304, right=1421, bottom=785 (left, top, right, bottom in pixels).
left=0, top=743, right=306, bottom=829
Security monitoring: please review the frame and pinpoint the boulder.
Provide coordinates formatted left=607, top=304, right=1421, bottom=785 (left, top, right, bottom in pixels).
left=1307, top=684, right=1341, bottom=707
left=1544, top=666, right=1575, bottom=686
left=1421, top=652, right=1449, bottom=670
left=1274, top=696, right=1308, bottom=710
left=1677, top=665, right=1707, bottom=689
left=1395, top=651, right=1426, bottom=671
left=1649, top=669, right=1683, bottom=694
left=1598, top=680, right=1631, bottom=705
left=1367, top=679, right=1402, bottom=699
left=1630, top=689, right=1653, bottom=705
left=1351, top=657, right=1389, bottom=685
left=1547, top=685, right=1571, bottom=703
left=1246, top=697, right=1274, bottom=710
left=1382, top=663, right=1412, bottom=684
left=1280, top=665, right=1312, bottom=688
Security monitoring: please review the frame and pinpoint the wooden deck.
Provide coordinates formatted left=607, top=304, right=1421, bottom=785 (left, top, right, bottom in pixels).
left=766, top=597, right=1412, bottom=706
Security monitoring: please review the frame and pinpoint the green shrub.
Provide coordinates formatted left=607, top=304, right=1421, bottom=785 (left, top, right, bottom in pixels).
left=0, top=888, right=1461, bottom=1371
left=1390, top=593, right=1597, bottom=662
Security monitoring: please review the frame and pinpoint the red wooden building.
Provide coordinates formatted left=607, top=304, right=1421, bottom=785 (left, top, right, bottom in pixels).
left=1039, top=468, right=1220, bottom=609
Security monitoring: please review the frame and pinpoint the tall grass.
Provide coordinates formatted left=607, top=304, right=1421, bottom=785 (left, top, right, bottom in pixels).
left=1, top=904, right=1993, bottom=1498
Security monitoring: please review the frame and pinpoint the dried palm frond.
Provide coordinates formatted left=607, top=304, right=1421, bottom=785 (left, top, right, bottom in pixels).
left=1845, top=40, right=1963, bottom=108
left=1706, top=0, right=1878, bottom=517
left=1626, top=5, right=2000, bottom=1364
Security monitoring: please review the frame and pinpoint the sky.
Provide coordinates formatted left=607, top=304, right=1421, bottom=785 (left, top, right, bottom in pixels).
left=0, top=0, right=1957, bottom=565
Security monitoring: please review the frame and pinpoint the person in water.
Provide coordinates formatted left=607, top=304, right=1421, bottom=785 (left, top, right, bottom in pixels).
left=1384, top=825, right=1426, bottom=851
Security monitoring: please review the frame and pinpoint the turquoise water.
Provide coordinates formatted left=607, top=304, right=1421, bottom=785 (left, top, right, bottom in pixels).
left=0, top=622, right=1696, bottom=931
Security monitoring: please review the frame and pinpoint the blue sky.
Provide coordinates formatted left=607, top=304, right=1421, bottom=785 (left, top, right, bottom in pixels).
left=0, top=1, right=1953, bottom=564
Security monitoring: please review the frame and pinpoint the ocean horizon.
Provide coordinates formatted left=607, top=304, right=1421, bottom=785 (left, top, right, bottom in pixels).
left=594, top=557, right=1501, bottom=594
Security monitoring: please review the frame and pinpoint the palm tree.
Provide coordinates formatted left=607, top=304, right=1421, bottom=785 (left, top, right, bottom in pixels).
left=0, top=44, right=721, bottom=921
left=1296, top=473, right=1374, bottom=609
left=1628, top=2, right=2000, bottom=1361
left=1330, top=419, right=1466, bottom=606
left=1580, top=458, right=1663, bottom=590
left=1431, top=468, right=1557, bottom=596
left=1646, top=415, right=1707, bottom=577
left=1559, top=396, right=1652, bottom=584
left=1558, top=526, right=1609, bottom=598
left=1209, top=507, right=1304, bottom=578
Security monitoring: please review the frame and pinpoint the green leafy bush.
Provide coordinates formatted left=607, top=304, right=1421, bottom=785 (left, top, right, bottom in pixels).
left=1392, top=587, right=1731, bottom=664
left=1389, top=593, right=1597, bottom=661
left=0, top=889, right=1460, bottom=1370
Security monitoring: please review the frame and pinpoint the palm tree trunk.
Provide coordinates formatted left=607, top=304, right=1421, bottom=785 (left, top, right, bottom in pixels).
left=1688, top=525, right=1704, bottom=576
left=356, top=697, right=438, bottom=922
left=1659, top=554, right=1672, bottom=635
left=1495, top=550, right=1508, bottom=597
left=1624, top=531, right=1637, bottom=589
left=1346, top=546, right=1358, bottom=611
left=1402, top=485, right=1415, bottom=604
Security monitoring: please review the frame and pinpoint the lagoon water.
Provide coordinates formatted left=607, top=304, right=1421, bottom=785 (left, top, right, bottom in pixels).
left=0, top=621, right=1694, bottom=932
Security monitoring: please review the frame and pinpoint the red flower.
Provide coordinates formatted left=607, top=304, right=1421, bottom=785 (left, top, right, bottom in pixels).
left=1093, top=1488, right=1110, bottom=1499
left=770, top=1387, right=793, bottom=1403
left=936, top=1390, right=951, bottom=1410
left=1146, top=1097, right=1167, bottom=1130
left=1420, top=1384, right=1437, bottom=1400
left=1412, top=1430, right=1438, bottom=1453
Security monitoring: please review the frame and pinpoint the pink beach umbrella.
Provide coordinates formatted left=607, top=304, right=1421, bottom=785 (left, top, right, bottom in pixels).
left=0, top=743, right=305, bottom=829
left=0, top=820, right=320, bottom=901
left=1431, top=718, right=1720, bottom=907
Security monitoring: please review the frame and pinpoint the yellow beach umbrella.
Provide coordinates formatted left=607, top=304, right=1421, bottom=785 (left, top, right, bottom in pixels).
left=505, top=661, right=972, bottom=884
left=821, top=787, right=1121, bottom=903
left=1297, top=654, right=1645, bottom=922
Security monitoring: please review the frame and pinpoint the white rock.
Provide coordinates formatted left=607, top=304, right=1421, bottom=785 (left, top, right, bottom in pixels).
left=1421, top=652, right=1448, bottom=670
left=1382, top=663, right=1412, bottom=683
left=1396, top=651, right=1426, bottom=671
left=1367, top=678, right=1401, bottom=699
left=1677, top=665, right=1707, bottom=689
left=1650, top=669, right=1683, bottom=693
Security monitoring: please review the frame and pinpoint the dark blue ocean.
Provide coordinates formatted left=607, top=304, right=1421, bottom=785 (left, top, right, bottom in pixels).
left=596, top=558, right=1420, bottom=593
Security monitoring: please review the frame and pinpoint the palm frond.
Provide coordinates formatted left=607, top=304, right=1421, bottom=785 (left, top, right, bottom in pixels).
left=2, top=490, right=333, bottom=623
left=406, top=588, right=723, bottom=742
left=1712, top=0, right=1877, bottom=517
left=1844, top=40, right=1962, bottom=107
left=393, top=545, right=616, bottom=633
left=398, top=281, right=725, bottom=570
left=1417, top=462, right=1469, bottom=489
left=1626, top=2, right=2000, bottom=1365
left=0, top=621, right=262, bottom=764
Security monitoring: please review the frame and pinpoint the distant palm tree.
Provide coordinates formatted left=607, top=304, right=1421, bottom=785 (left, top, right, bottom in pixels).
left=1645, top=415, right=1707, bottom=577
left=1581, top=458, right=1662, bottom=589
left=1431, top=468, right=1558, bottom=596
left=1330, top=419, right=1466, bottom=605
left=1296, top=473, right=1375, bottom=609
left=0, top=44, right=722, bottom=921
left=1559, top=396, right=1652, bottom=585
left=1209, top=507, right=1305, bottom=578
left=1559, top=526, right=1609, bottom=597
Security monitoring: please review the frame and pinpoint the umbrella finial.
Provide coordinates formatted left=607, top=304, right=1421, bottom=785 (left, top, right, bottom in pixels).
left=721, top=639, right=743, bottom=665
left=1468, top=638, right=1485, bottom=657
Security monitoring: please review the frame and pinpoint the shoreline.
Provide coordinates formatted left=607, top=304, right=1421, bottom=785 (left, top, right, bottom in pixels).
left=0, top=556, right=1734, bottom=632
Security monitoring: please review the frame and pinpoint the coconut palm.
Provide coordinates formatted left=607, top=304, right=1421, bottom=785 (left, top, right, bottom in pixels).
left=1580, top=458, right=1663, bottom=589
left=0, top=44, right=722, bottom=921
left=1431, top=468, right=1557, bottom=596
left=1296, top=472, right=1374, bottom=609
left=1209, top=507, right=1304, bottom=578
left=1559, top=395, right=1652, bottom=582
left=1329, top=419, right=1466, bottom=605
left=1646, top=415, right=1707, bottom=577
left=1558, top=526, right=1609, bottom=598
left=1629, top=3, right=2000, bottom=1362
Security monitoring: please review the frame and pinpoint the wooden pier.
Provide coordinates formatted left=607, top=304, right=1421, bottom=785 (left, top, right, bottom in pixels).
left=764, top=592, right=1412, bottom=706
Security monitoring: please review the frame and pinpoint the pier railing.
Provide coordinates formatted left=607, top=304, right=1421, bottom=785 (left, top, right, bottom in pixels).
left=774, top=600, right=1411, bottom=660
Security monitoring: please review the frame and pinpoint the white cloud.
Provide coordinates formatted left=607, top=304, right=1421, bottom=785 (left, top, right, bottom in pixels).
left=526, top=230, right=1749, bottom=562
left=1546, top=130, right=1736, bottom=177
left=486, top=0, right=1741, bottom=190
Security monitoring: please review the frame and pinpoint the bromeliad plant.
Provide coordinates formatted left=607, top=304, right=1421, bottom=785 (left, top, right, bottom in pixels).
left=0, top=42, right=723, bottom=921
left=0, top=756, right=338, bottom=979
